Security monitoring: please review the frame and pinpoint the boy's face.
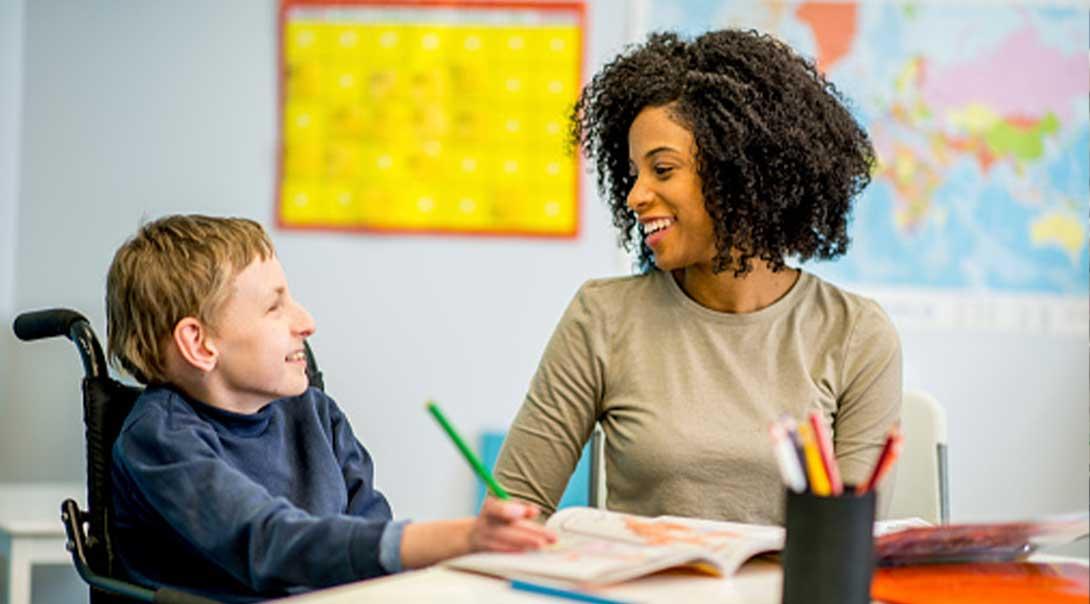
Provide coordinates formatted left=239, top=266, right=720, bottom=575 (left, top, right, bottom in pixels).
left=207, top=255, right=315, bottom=409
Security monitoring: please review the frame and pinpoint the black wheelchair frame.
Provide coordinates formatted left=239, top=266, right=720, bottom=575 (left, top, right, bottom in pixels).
left=13, top=308, right=324, bottom=604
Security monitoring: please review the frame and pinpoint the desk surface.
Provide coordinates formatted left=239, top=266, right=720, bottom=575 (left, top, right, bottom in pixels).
left=0, top=482, right=84, bottom=536
left=275, top=555, right=1089, bottom=604
left=277, top=558, right=797, bottom=603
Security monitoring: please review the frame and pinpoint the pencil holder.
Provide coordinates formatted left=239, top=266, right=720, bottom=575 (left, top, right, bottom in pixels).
left=781, top=487, right=876, bottom=604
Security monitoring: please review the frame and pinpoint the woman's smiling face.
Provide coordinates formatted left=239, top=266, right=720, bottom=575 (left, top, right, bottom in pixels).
left=626, top=105, right=718, bottom=272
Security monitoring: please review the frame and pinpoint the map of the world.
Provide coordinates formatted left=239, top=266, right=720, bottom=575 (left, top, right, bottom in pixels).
left=641, top=2, right=1088, bottom=297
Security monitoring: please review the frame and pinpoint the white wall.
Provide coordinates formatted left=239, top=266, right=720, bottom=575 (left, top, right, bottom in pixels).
left=0, top=0, right=629, bottom=524
left=0, top=0, right=24, bottom=453
left=901, top=328, right=1088, bottom=559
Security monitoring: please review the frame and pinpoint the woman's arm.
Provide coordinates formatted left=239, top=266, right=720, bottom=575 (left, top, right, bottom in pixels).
left=495, top=284, right=607, bottom=515
left=833, top=299, right=903, bottom=516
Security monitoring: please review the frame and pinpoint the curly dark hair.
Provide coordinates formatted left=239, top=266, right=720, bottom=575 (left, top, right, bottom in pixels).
left=572, top=29, right=875, bottom=275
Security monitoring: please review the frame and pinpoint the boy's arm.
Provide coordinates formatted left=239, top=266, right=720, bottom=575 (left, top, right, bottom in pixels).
left=115, top=409, right=392, bottom=593
left=399, top=497, right=556, bottom=569
left=326, top=398, right=395, bottom=518
left=324, top=398, right=554, bottom=570
left=323, top=395, right=412, bottom=573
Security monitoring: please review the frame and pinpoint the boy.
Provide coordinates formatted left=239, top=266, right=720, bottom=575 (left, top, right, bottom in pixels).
left=106, top=215, right=554, bottom=602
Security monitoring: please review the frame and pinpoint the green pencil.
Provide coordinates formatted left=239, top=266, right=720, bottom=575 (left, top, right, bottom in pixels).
left=426, top=401, right=510, bottom=500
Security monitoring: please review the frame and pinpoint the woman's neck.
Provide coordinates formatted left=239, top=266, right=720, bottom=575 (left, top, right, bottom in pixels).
left=673, top=260, right=799, bottom=314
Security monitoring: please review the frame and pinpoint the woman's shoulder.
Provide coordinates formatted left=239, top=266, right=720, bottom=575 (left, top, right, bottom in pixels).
left=802, top=273, right=898, bottom=341
left=575, top=270, right=668, bottom=303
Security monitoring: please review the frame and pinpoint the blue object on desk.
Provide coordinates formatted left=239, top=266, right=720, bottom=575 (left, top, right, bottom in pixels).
left=476, top=431, right=590, bottom=510
left=510, top=579, right=630, bottom=604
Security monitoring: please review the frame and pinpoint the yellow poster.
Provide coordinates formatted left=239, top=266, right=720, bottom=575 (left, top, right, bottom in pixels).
left=277, top=0, right=585, bottom=238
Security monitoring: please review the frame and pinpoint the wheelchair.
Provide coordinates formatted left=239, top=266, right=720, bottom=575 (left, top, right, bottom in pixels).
left=13, top=308, right=324, bottom=604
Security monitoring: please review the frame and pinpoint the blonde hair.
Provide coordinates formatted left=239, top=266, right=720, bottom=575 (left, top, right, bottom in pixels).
left=106, top=215, right=274, bottom=384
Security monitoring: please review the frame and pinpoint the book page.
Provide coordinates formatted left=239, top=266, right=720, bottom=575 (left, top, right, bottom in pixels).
left=446, top=532, right=716, bottom=585
left=546, top=507, right=784, bottom=575
left=445, top=507, right=784, bottom=585
left=875, top=517, right=932, bottom=536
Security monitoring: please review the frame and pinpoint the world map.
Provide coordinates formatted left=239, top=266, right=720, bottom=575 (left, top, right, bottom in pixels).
left=643, top=2, right=1088, bottom=296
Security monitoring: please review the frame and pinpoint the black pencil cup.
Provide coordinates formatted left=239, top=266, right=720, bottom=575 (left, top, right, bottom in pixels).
left=781, top=488, right=876, bottom=604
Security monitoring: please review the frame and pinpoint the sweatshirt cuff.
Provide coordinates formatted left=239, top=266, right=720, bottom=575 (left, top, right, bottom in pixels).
left=378, top=519, right=410, bottom=573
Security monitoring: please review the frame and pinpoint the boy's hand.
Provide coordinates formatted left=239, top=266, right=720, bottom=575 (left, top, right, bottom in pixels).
left=468, top=497, right=557, bottom=553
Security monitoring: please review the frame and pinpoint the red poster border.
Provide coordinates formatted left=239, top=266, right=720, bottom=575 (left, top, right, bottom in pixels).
left=274, top=0, right=587, bottom=240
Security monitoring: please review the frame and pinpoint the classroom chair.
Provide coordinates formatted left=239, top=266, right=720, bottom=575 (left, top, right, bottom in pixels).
left=13, top=308, right=325, bottom=604
left=587, top=423, right=606, bottom=508
left=888, top=390, right=950, bottom=524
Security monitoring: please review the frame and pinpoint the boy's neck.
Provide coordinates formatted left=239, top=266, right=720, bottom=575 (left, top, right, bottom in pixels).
left=163, top=353, right=271, bottom=415
left=168, top=380, right=270, bottom=415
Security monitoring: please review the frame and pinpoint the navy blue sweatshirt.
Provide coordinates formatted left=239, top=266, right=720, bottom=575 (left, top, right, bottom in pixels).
left=112, top=386, right=397, bottom=602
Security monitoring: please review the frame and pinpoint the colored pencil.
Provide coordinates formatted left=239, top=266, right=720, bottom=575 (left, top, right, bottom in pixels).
left=510, top=579, right=630, bottom=604
left=858, top=426, right=903, bottom=495
left=808, top=410, right=843, bottom=496
left=426, top=401, right=510, bottom=500
left=770, top=420, right=808, bottom=493
left=798, top=422, right=831, bottom=496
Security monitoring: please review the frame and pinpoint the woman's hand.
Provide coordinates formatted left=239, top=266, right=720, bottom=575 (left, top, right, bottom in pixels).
left=468, top=497, right=557, bottom=553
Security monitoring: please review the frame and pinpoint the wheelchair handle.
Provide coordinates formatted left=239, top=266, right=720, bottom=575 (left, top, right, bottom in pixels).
left=14, top=308, right=108, bottom=378
left=14, top=308, right=87, bottom=341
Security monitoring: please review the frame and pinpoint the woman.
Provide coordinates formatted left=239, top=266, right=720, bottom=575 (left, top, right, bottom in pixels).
left=494, top=30, right=901, bottom=525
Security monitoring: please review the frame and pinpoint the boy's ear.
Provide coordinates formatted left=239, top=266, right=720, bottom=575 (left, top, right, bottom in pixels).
left=172, top=317, right=217, bottom=373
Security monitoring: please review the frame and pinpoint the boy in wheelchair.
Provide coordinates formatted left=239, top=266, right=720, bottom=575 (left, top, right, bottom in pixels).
left=105, top=215, right=554, bottom=602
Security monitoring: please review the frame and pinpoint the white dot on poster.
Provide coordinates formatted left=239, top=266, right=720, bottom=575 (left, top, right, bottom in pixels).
left=464, top=35, right=481, bottom=51
left=549, top=37, right=565, bottom=52
left=548, top=80, right=563, bottom=94
left=544, top=201, right=560, bottom=216
left=504, top=160, right=519, bottom=173
left=505, top=119, right=520, bottom=133
left=506, top=78, right=521, bottom=92
left=459, top=198, right=476, bottom=213
left=422, top=33, right=440, bottom=50
left=461, top=157, right=478, bottom=172
left=293, top=193, right=309, bottom=206
left=377, top=155, right=393, bottom=170
left=508, top=35, right=524, bottom=50
left=380, top=32, right=398, bottom=48
left=546, top=162, right=560, bottom=175
left=417, top=196, right=435, bottom=212
left=340, top=31, right=358, bottom=48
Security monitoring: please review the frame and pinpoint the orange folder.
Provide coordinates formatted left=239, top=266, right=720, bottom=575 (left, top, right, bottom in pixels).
left=871, top=562, right=1090, bottom=604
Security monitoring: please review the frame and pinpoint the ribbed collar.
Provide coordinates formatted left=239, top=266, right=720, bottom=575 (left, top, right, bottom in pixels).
left=156, top=386, right=276, bottom=438
left=657, top=267, right=813, bottom=325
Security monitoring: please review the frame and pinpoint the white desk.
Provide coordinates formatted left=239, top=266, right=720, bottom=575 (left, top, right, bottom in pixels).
left=0, top=483, right=84, bottom=604
left=274, top=554, right=1089, bottom=604
left=275, top=558, right=790, bottom=603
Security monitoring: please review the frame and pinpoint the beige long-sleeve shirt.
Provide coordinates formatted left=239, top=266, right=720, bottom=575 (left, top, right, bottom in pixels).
left=495, top=269, right=901, bottom=525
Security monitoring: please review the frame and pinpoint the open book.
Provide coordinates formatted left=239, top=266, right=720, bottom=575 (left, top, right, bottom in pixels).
left=444, top=506, right=787, bottom=586
left=445, top=507, right=934, bottom=586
